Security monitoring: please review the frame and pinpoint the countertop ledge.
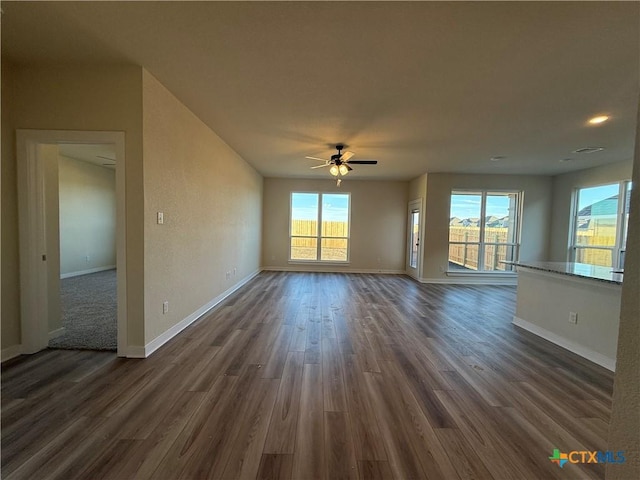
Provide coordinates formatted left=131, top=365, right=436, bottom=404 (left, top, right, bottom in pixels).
left=511, top=261, right=623, bottom=285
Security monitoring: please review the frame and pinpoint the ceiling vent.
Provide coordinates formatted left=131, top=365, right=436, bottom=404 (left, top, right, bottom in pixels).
left=572, top=147, right=604, bottom=154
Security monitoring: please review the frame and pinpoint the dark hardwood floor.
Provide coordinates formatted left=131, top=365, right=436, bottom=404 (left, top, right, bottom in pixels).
left=1, top=272, right=613, bottom=479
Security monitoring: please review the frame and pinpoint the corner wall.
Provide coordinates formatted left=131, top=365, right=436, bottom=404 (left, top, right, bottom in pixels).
left=1, top=63, right=145, bottom=350
left=141, top=71, right=263, bottom=346
left=1, top=61, right=21, bottom=350
left=606, top=101, right=639, bottom=480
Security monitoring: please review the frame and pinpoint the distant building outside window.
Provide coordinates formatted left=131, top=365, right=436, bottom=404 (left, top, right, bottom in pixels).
left=571, top=181, right=632, bottom=269
left=448, top=190, right=522, bottom=272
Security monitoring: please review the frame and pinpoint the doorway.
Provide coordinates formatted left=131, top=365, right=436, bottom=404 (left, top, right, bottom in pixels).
left=407, top=199, right=422, bottom=279
left=17, top=130, right=127, bottom=356
left=48, top=144, right=118, bottom=350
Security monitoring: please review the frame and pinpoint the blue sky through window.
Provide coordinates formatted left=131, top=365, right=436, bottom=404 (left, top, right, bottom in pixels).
left=577, top=183, right=619, bottom=210
left=292, top=193, right=349, bottom=221
left=450, top=194, right=511, bottom=219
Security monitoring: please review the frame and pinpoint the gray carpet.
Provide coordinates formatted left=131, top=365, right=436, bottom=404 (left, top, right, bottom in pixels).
left=49, top=269, right=117, bottom=351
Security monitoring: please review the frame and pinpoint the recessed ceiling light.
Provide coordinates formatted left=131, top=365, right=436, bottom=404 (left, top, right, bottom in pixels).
left=490, top=156, right=506, bottom=162
left=572, top=147, right=605, bottom=154
left=588, top=115, right=610, bottom=125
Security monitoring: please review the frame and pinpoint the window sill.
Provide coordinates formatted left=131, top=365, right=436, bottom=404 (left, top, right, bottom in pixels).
left=288, top=260, right=350, bottom=265
left=446, top=271, right=516, bottom=277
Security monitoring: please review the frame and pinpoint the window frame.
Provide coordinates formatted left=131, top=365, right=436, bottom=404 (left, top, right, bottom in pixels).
left=448, top=189, right=523, bottom=273
left=569, top=180, right=632, bottom=269
left=289, top=191, right=351, bottom=264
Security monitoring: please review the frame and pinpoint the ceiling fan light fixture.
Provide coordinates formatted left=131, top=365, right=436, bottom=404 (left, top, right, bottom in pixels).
left=306, top=145, right=378, bottom=183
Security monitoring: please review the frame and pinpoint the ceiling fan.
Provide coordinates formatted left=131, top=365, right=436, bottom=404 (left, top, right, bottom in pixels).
left=306, top=145, right=378, bottom=185
left=97, top=155, right=116, bottom=167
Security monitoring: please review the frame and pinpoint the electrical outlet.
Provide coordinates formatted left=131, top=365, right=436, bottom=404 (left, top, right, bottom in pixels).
left=157, top=212, right=164, bottom=224
left=569, top=312, right=578, bottom=324
left=233, top=268, right=237, bottom=276
left=226, top=271, right=231, bottom=280
left=163, top=301, right=169, bottom=314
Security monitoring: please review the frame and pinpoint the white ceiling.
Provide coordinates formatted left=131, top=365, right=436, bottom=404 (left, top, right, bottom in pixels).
left=3, top=1, right=639, bottom=180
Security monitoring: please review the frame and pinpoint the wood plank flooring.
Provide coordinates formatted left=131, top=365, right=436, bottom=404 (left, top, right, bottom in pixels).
left=1, top=272, right=614, bottom=479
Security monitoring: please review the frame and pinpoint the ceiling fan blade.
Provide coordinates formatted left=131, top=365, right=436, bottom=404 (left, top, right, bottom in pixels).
left=340, top=151, right=354, bottom=162
left=305, top=156, right=328, bottom=162
left=346, top=164, right=353, bottom=171
left=347, top=160, right=378, bottom=165
left=310, top=163, right=330, bottom=169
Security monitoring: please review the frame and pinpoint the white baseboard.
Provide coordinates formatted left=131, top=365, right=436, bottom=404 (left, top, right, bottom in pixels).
left=140, top=269, right=261, bottom=358
left=512, top=316, right=616, bottom=371
left=1, top=344, right=24, bottom=363
left=60, top=265, right=116, bottom=279
left=262, top=266, right=406, bottom=275
left=49, top=327, right=65, bottom=340
left=419, top=276, right=518, bottom=286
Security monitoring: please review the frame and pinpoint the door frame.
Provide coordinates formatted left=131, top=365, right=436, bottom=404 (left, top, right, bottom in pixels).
left=406, top=198, right=423, bottom=279
left=17, top=129, right=127, bottom=356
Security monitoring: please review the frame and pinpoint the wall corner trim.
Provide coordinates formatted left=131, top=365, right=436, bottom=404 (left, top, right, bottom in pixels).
left=1, top=345, right=24, bottom=363
left=512, top=316, right=616, bottom=371
left=138, top=269, right=261, bottom=358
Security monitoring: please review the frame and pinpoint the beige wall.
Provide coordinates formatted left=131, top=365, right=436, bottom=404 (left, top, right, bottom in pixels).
left=58, top=155, right=116, bottom=276
left=607, top=102, right=639, bottom=480
left=549, top=160, right=634, bottom=262
left=2, top=61, right=21, bottom=348
left=422, top=173, right=553, bottom=280
left=1, top=63, right=145, bottom=349
left=141, top=71, right=262, bottom=343
left=408, top=173, right=427, bottom=203
left=262, top=178, right=408, bottom=272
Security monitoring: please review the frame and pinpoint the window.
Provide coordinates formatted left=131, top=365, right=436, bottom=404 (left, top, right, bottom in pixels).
left=290, top=192, right=350, bottom=262
left=571, top=181, right=632, bottom=268
left=448, top=190, right=521, bottom=272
